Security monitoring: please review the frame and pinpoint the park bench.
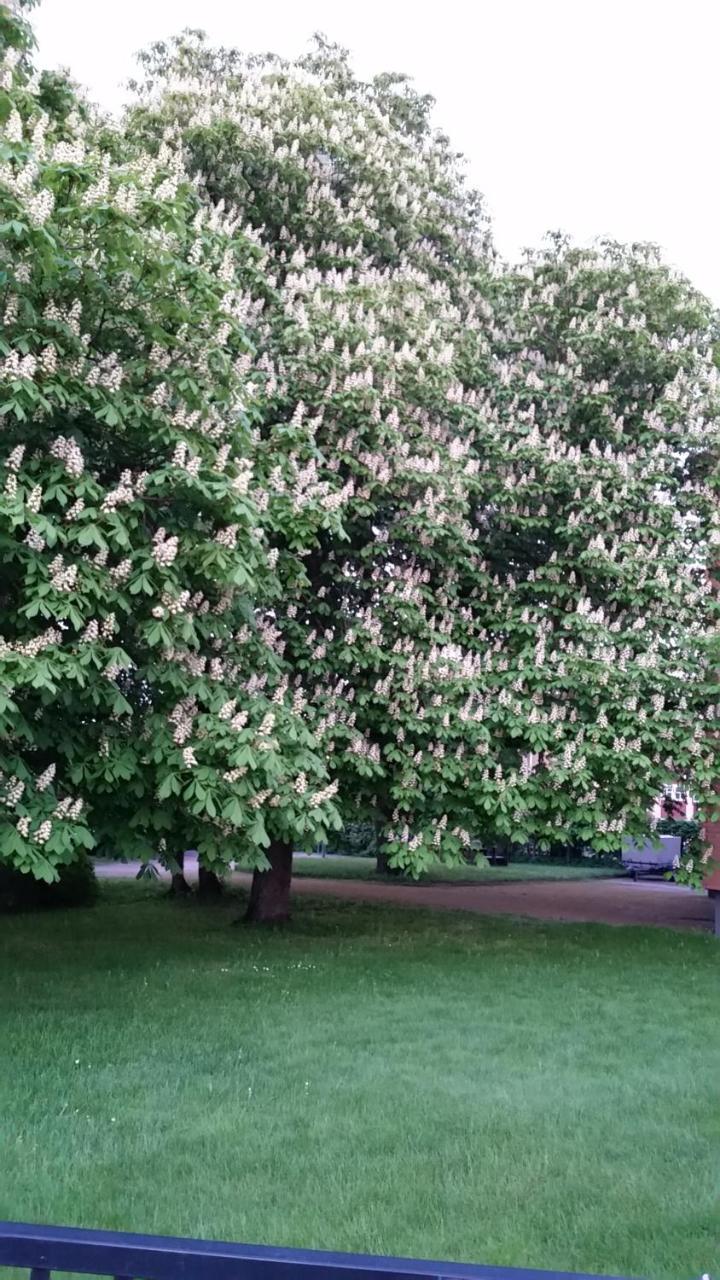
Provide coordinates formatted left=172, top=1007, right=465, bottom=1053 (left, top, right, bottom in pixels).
left=0, top=1221, right=633, bottom=1280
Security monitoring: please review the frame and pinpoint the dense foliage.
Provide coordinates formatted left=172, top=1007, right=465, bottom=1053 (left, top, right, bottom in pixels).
left=1, top=5, right=718, bottom=911
left=0, top=3, right=342, bottom=884
left=128, top=35, right=720, bottom=895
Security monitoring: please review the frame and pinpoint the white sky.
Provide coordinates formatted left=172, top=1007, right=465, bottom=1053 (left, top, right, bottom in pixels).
left=34, top=0, right=720, bottom=303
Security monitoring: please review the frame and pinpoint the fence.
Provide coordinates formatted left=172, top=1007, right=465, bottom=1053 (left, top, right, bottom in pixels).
left=0, top=1222, right=631, bottom=1280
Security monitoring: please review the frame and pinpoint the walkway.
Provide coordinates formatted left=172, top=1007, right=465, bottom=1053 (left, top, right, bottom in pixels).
left=97, top=857, right=714, bottom=932
left=289, top=873, right=713, bottom=930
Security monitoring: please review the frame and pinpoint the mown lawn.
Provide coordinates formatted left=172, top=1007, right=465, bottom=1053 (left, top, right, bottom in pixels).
left=0, top=883, right=717, bottom=1280
left=292, top=855, right=620, bottom=884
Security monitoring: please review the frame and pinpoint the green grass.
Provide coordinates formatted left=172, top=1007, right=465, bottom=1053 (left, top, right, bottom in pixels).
left=1, top=883, right=717, bottom=1280
left=292, top=856, right=620, bottom=884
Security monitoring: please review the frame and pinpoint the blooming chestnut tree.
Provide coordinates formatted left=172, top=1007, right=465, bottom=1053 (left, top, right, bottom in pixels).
left=128, top=30, right=491, bottom=287
left=126, top=33, right=503, bottom=909
left=2, top=7, right=717, bottom=921
left=268, top=240, right=720, bottom=886
left=126, top=32, right=720, bottom=916
left=0, top=3, right=343, bottom=888
left=460, top=240, right=719, bottom=880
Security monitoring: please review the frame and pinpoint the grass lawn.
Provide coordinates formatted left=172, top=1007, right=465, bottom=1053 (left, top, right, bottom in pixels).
left=0, top=883, right=717, bottom=1280
left=292, top=856, right=621, bottom=884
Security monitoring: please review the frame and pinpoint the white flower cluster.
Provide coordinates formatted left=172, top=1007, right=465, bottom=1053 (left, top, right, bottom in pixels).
left=64, top=498, right=85, bottom=522
left=169, top=697, right=196, bottom=746
left=215, top=524, right=238, bottom=549
left=24, top=528, right=45, bottom=552
left=152, top=526, right=179, bottom=566
left=6, top=444, right=25, bottom=471
left=1, top=776, right=25, bottom=806
left=230, top=459, right=254, bottom=495
left=53, top=795, right=84, bottom=820
left=52, top=139, right=86, bottom=165
left=86, top=353, right=124, bottom=392
left=50, top=434, right=84, bottom=477
left=27, top=188, right=55, bottom=226
left=49, top=556, right=78, bottom=592
left=109, top=558, right=132, bottom=584
left=26, top=484, right=42, bottom=513
left=308, top=779, right=339, bottom=808
left=254, top=710, right=276, bottom=750
left=1, top=626, right=62, bottom=659
left=0, top=349, right=38, bottom=380
left=223, top=766, right=248, bottom=784
left=35, top=763, right=56, bottom=793
left=102, top=471, right=135, bottom=513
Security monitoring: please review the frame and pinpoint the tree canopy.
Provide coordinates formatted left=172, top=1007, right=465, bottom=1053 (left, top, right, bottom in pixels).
left=1, top=6, right=718, bottom=915
left=0, top=4, right=343, bottom=883
left=126, top=33, right=720, bottom=905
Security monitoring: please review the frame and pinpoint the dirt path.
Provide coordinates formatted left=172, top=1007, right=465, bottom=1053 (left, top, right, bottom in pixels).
left=98, top=858, right=714, bottom=932
left=287, top=874, right=713, bottom=931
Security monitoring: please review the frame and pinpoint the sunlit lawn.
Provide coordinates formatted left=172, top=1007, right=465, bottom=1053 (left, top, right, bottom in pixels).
left=0, top=881, right=717, bottom=1280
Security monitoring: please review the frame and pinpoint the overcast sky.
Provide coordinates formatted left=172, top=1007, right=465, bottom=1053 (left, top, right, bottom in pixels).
left=34, top=0, right=720, bottom=303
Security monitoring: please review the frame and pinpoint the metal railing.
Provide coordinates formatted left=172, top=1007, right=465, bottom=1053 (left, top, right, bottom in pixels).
left=0, top=1222, right=630, bottom=1280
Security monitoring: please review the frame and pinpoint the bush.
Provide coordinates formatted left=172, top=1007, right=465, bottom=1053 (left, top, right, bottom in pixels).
left=0, top=856, right=98, bottom=912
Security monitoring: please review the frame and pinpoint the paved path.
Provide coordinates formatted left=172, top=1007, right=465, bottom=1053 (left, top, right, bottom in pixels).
left=97, top=857, right=714, bottom=932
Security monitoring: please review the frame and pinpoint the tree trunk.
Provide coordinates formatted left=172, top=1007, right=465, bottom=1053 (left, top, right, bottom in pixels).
left=375, top=849, right=402, bottom=877
left=169, top=850, right=192, bottom=896
left=197, top=864, right=223, bottom=899
left=244, top=840, right=293, bottom=924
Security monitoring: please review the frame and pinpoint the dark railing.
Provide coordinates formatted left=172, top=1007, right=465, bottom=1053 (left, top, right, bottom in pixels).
left=0, top=1222, right=631, bottom=1280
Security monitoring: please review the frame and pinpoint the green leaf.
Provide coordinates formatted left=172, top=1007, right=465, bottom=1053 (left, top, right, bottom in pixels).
left=248, top=814, right=270, bottom=848
left=157, top=773, right=180, bottom=800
